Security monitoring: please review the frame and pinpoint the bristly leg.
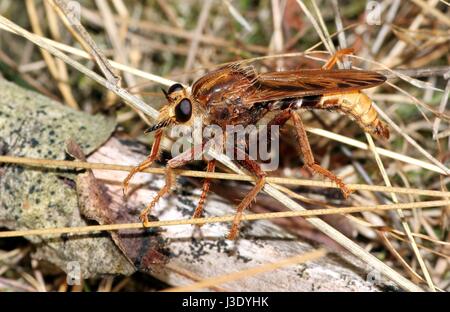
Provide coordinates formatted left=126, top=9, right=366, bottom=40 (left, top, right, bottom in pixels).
left=290, top=111, right=353, bottom=198
left=140, top=166, right=175, bottom=225
left=123, top=129, right=163, bottom=196
left=192, top=159, right=216, bottom=220
left=139, top=143, right=205, bottom=226
left=227, top=148, right=266, bottom=240
left=322, top=48, right=354, bottom=70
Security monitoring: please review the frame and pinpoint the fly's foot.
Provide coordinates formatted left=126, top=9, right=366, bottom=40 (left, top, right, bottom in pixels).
left=303, top=163, right=353, bottom=199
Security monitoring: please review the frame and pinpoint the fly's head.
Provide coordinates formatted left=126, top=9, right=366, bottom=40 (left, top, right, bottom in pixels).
left=145, top=83, right=203, bottom=134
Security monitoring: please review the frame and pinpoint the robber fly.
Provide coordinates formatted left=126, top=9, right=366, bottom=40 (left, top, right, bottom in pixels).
left=123, top=48, right=388, bottom=239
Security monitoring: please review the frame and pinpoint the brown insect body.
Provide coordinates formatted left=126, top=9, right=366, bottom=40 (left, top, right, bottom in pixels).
left=123, top=49, right=389, bottom=239
left=192, top=65, right=388, bottom=138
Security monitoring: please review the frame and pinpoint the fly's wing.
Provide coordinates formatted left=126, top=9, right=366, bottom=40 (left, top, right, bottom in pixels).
left=241, top=69, right=386, bottom=105
left=191, top=64, right=259, bottom=108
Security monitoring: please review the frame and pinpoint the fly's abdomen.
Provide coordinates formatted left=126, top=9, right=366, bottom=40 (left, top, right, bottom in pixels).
left=318, top=92, right=389, bottom=139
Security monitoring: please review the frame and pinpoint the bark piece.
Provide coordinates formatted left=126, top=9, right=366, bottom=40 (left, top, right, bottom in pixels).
left=89, top=137, right=390, bottom=291
left=69, top=139, right=169, bottom=272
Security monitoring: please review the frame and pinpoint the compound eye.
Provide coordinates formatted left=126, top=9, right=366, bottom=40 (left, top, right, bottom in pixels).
left=175, top=98, right=192, bottom=123
left=168, top=83, right=184, bottom=95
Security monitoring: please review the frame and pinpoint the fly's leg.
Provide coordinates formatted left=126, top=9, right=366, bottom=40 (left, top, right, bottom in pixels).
left=227, top=148, right=266, bottom=240
left=123, top=129, right=163, bottom=196
left=322, top=48, right=354, bottom=70
left=266, top=110, right=352, bottom=197
left=263, top=110, right=292, bottom=148
left=290, top=111, right=353, bottom=198
left=192, top=159, right=216, bottom=220
left=140, top=165, right=175, bottom=226
left=140, top=143, right=205, bottom=226
left=267, top=110, right=291, bottom=129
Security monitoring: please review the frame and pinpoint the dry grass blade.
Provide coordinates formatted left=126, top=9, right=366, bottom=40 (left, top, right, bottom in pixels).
left=183, top=0, right=213, bottom=83
left=371, top=0, right=402, bottom=54
left=52, top=0, right=120, bottom=85
left=80, top=6, right=267, bottom=55
left=307, top=123, right=448, bottom=175
left=410, top=0, right=450, bottom=27
left=183, top=147, right=425, bottom=291
left=1, top=155, right=450, bottom=198
left=164, top=264, right=227, bottom=292
left=224, top=0, right=252, bottom=33
left=0, top=18, right=176, bottom=86
left=25, top=0, right=78, bottom=109
left=0, top=199, right=448, bottom=238
left=381, top=0, right=441, bottom=67
left=0, top=15, right=158, bottom=119
left=42, top=1, right=78, bottom=109
left=365, top=133, right=436, bottom=291
left=373, top=104, right=450, bottom=176
left=163, top=249, right=327, bottom=292
left=432, top=78, right=450, bottom=139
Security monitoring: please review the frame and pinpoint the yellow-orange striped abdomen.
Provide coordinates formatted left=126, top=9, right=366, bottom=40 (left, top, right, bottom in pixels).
left=319, top=92, right=389, bottom=139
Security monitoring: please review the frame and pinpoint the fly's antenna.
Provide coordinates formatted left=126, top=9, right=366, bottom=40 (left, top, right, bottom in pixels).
left=161, top=88, right=169, bottom=100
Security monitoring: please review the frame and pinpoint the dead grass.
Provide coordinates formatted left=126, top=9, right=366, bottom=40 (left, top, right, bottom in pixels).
left=0, top=0, right=449, bottom=292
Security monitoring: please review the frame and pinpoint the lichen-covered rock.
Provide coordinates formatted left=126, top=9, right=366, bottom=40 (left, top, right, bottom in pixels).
left=0, top=78, right=135, bottom=277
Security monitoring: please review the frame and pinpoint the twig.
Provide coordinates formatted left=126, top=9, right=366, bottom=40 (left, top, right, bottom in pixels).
left=156, top=0, right=182, bottom=29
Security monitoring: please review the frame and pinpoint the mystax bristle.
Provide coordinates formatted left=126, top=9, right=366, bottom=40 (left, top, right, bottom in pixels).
left=144, top=119, right=171, bottom=134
